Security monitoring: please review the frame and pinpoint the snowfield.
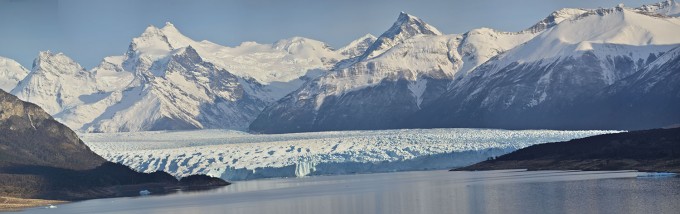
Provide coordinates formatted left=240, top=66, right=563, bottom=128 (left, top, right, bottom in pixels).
left=81, top=129, right=619, bottom=181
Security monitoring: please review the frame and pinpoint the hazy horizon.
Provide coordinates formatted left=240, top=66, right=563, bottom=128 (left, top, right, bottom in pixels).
left=0, top=0, right=661, bottom=68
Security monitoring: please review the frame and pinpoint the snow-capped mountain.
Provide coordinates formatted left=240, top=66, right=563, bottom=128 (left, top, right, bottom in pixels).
left=249, top=9, right=585, bottom=133
left=87, top=46, right=267, bottom=132
left=11, top=51, right=99, bottom=115
left=409, top=4, right=680, bottom=130
left=360, top=12, right=442, bottom=61
left=0, top=56, right=29, bottom=92
left=250, top=13, right=454, bottom=133
left=2, top=1, right=678, bottom=133
left=70, top=28, right=274, bottom=132
left=124, top=22, right=344, bottom=86
left=3, top=22, right=376, bottom=132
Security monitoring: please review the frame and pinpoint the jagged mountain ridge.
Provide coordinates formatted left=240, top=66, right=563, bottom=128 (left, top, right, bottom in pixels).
left=249, top=7, right=590, bottom=133
left=12, top=52, right=99, bottom=116
left=88, top=46, right=268, bottom=132
left=635, top=0, right=680, bottom=17
left=3, top=23, right=372, bottom=132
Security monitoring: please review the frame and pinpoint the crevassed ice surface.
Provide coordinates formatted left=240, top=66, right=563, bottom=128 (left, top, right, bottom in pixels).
left=81, top=129, right=619, bottom=181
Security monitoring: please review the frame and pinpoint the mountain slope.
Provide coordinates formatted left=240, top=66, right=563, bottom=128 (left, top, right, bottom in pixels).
left=581, top=45, right=680, bottom=130
left=0, top=57, right=28, bottom=92
left=249, top=9, right=586, bottom=133
left=87, top=46, right=267, bottom=132
left=410, top=5, right=680, bottom=130
left=250, top=13, right=457, bottom=133
left=0, top=90, right=104, bottom=170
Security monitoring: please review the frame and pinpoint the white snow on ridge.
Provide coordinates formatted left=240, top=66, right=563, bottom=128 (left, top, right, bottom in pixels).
left=0, top=56, right=29, bottom=92
left=501, top=6, right=680, bottom=65
left=636, top=0, right=680, bottom=17
left=81, top=128, right=619, bottom=181
left=131, top=22, right=344, bottom=84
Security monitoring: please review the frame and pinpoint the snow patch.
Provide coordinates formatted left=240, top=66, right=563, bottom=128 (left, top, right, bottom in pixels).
left=407, top=78, right=427, bottom=108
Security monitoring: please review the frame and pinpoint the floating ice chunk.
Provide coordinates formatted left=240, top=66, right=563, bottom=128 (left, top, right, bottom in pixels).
left=637, top=172, right=677, bottom=178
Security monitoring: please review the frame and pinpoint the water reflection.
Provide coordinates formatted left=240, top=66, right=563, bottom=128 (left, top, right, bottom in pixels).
left=19, top=170, right=680, bottom=214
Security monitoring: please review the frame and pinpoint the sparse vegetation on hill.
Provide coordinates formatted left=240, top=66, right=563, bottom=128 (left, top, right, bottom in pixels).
left=457, top=128, right=680, bottom=172
left=0, top=90, right=228, bottom=202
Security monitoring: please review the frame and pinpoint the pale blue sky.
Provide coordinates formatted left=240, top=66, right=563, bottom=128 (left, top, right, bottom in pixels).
left=0, top=0, right=660, bottom=68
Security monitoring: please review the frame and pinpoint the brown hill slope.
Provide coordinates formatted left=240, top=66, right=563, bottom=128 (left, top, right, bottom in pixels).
left=0, top=90, right=228, bottom=201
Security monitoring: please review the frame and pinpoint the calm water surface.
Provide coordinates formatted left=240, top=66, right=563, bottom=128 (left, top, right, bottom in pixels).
left=18, top=170, right=680, bottom=214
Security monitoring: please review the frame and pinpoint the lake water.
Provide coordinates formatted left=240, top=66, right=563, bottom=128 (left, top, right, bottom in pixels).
left=18, top=170, right=680, bottom=214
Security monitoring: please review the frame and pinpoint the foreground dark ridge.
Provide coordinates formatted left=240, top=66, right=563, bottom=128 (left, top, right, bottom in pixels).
left=0, top=89, right=228, bottom=202
left=456, top=128, right=680, bottom=172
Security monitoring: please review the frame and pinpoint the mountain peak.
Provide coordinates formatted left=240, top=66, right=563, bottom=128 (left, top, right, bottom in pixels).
left=33, top=51, right=84, bottom=72
left=127, top=22, right=196, bottom=64
left=37, top=50, right=55, bottom=58
left=393, top=12, right=442, bottom=35
left=523, top=8, right=589, bottom=33
left=359, top=12, right=442, bottom=60
left=273, top=37, right=336, bottom=55
left=398, top=11, right=414, bottom=20
left=140, top=24, right=163, bottom=37
left=360, top=33, right=377, bottom=40
left=161, top=21, right=183, bottom=35
left=338, top=34, right=378, bottom=58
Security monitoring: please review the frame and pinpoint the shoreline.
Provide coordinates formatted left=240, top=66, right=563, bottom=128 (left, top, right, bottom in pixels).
left=456, top=128, right=680, bottom=173
left=0, top=197, right=66, bottom=212
left=0, top=184, right=227, bottom=212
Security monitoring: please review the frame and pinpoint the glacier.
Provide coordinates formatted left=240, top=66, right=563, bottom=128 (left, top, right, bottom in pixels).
left=81, top=129, right=619, bottom=181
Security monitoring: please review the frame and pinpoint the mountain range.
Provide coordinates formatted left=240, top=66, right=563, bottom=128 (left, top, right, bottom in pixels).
left=1, top=0, right=679, bottom=133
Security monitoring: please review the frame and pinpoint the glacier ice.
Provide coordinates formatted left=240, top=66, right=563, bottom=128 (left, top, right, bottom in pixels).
left=81, top=128, right=619, bottom=181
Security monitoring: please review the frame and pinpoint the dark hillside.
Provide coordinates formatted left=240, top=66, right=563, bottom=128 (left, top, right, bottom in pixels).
left=0, top=90, right=228, bottom=201
left=457, top=128, right=680, bottom=172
